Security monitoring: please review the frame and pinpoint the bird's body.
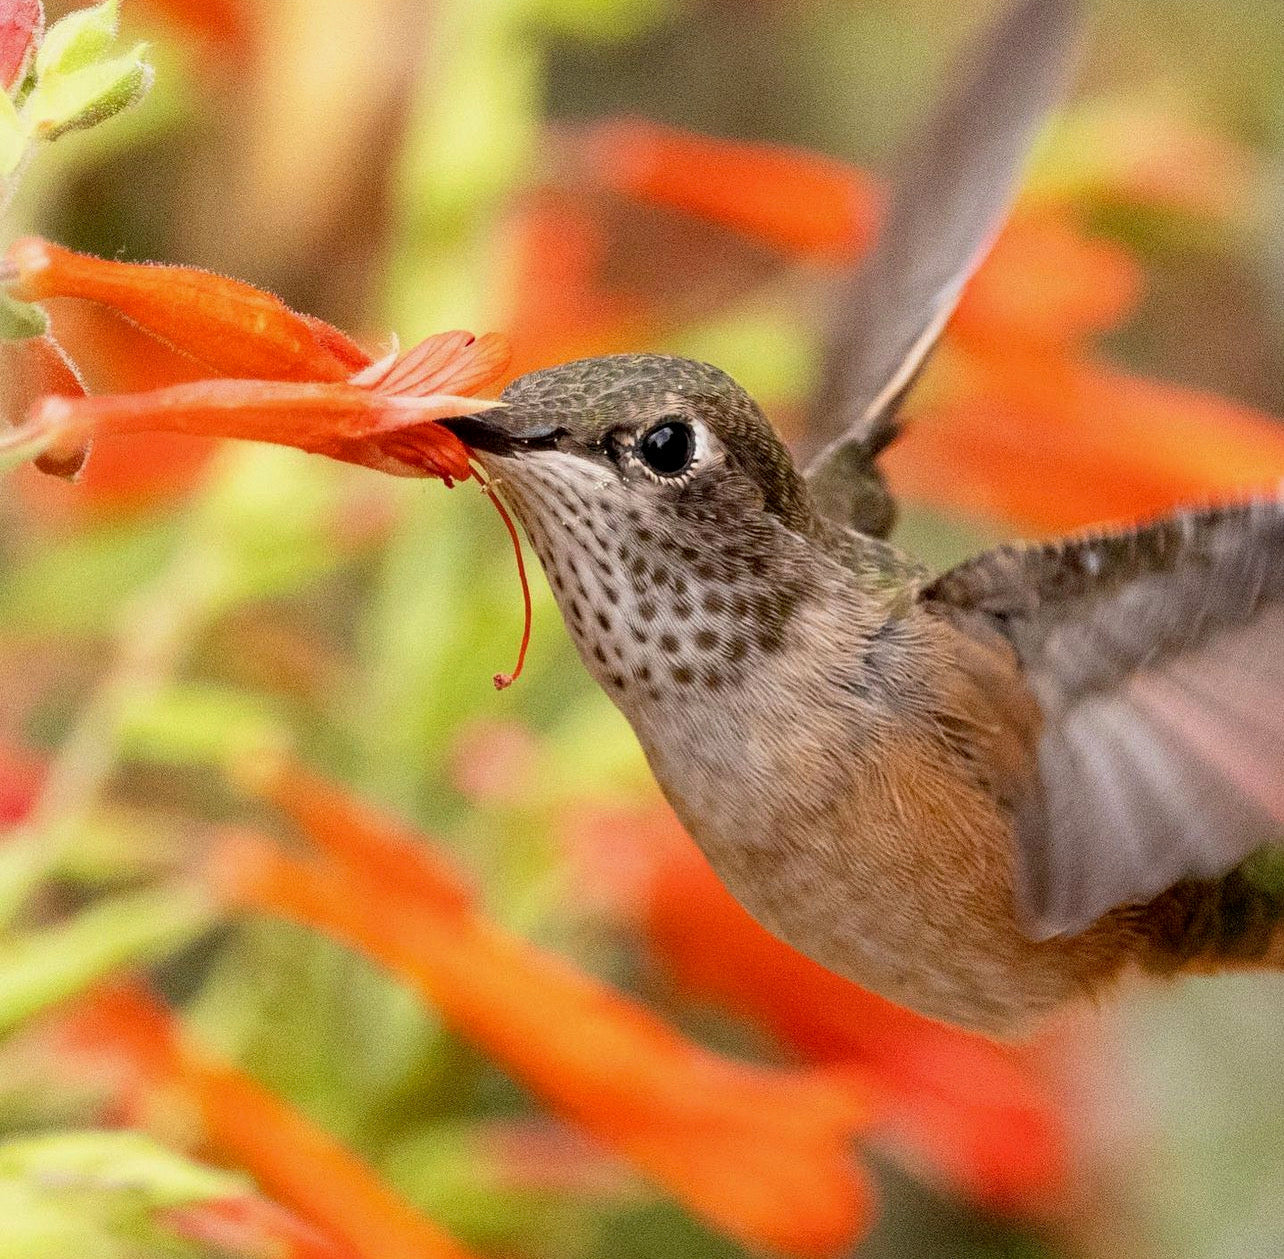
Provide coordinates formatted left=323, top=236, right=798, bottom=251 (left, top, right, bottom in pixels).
left=444, top=0, right=1284, bottom=1037
left=451, top=355, right=1284, bottom=1036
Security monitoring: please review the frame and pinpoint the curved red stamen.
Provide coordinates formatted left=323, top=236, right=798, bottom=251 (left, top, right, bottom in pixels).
left=472, top=466, right=532, bottom=689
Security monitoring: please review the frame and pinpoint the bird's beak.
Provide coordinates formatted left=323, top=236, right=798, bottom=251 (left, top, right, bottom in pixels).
left=439, top=408, right=563, bottom=457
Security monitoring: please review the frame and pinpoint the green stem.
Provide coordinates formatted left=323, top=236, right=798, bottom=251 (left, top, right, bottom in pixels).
left=0, top=523, right=227, bottom=929
left=0, top=883, right=216, bottom=1035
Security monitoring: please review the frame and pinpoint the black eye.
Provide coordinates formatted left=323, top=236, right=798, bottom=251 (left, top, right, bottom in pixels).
left=638, top=419, right=694, bottom=477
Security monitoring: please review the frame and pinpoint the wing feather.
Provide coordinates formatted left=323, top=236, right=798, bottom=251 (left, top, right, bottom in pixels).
left=926, top=500, right=1284, bottom=938
left=804, top=0, right=1085, bottom=535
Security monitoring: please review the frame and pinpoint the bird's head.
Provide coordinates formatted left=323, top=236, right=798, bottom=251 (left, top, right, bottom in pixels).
left=442, top=354, right=825, bottom=709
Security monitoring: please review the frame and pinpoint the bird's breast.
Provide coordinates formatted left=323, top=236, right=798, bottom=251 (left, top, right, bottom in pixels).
left=632, top=603, right=1117, bottom=1035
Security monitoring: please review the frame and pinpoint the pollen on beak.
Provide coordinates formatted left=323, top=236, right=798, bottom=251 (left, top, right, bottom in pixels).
left=440, top=409, right=563, bottom=456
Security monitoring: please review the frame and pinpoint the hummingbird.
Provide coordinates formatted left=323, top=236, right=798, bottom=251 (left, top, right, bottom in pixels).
left=445, top=0, right=1284, bottom=1037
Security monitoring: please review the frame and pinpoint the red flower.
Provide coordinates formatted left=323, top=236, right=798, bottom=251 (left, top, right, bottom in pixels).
left=134, top=0, right=253, bottom=66
left=886, top=353, right=1284, bottom=534
left=0, top=737, right=43, bottom=825
left=63, top=984, right=483, bottom=1259
left=884, top=213, right=1284, bottom=531
left=0, top=0, right=41, bottom=92
left=0, top=238, right=535, bottom=681
left=501, top=189, right=656, bottom=377
left=1, top=239, right=509, bottom=486
left=579, top=118, right=880, bottom=262
left=6, top=237, right=369, bottom=382
left=947, top=212, right=1143, bottom=352
left=16, top=302, right=245, bottom=514
left=0, top=330, right=89, bottom=477
left=208, top=757, right=877, bottom=1258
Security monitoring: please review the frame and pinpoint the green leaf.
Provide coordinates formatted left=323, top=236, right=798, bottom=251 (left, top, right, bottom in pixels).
left=0, top=1179, right=116, bottom=1259
left=23, top=45, right=151, bottom=140
left=0, top=289, right=48, bottom=339
left=0, top=86, right=27, bottom=175
left=34, top=0, right=119, bottom=79
left=0, top=884, right=215, bottom=1035
left=118, top=682, right=289, bottom=769
left=0, top=1131, right=246, bottom=1258
left=0, top=1131, right=246, bottom=1210
left=521, top=0, right=670, bottom=41
left=0, top=517, right=175, bottom=636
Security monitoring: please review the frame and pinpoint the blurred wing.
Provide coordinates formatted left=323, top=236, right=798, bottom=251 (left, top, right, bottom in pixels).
left=805, top=0, right=1084, bottom=533
left=925, top=500, right=1284, bottom=939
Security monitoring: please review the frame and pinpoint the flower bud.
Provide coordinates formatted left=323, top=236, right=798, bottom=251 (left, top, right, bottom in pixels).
left=0, top=0, right=42, bottom=92
left=23, top=43, right=150, bottom=140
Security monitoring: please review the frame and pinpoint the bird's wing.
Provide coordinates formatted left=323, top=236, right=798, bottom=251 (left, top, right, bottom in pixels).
left=805, top=0, right=1084, bottom=536
left=923, top=499, right=1284, bottom=940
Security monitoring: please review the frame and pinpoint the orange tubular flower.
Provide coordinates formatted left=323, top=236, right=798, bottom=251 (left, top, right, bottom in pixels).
left=0, top=330, right=90, bottom=478
left=946, top=212, right=1144, bottom=353
left=210, top=759, right=875, bottom=1258
left=135, top=0, right=254, bottom=67
left=502, top=190, right=656, bottom=377
left=887, top=355, right=1284, bottom=534
left=0, top=737, right=43, bottom=825
left=579, top=119, right=881, bottom=262
left=5, top=238, right=371, bottom=382
left=604, top=810, right=1068, bottom=1215
left=164, top=1195, right=362, bottom=1259
left=1, top=239, right=510, bottom=486
left=12, top=304, right=223, bottom=513
left=64, top=984, right=482, bottom=1259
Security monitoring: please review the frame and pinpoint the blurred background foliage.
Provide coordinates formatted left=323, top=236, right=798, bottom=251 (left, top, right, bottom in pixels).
left=2, top=0, right=1284, bottom=1257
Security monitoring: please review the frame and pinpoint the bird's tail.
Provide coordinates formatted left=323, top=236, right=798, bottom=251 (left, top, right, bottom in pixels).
left=1138, top=859, right=1284, bottom=974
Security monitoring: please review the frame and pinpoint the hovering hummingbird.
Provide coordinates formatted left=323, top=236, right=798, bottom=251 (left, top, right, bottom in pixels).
left=445, top=0, right=1284, bottom=1036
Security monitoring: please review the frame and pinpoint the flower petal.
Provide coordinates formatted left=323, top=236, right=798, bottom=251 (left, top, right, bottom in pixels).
left=502, top=190, right=655, bottom=377
left=950, top=212, right=1143, bottom=351
left=888, top=350, right=1284, bottom=533
left=0, top=737, right=43, bottom=825
left=580, top=118, right=881, bottom=262
left=231, top=754, right=473, bottom=919
left=0, top=331, right=89, bottom=478
left=5, top=237, right=370, bottom=381
left=350, top=330, right=510, bottom=399
left=22, top=378, right=489, bottom=482
left=64, top=984, right=484, bottom=1259
left=133, top=0, right=253, bottom=67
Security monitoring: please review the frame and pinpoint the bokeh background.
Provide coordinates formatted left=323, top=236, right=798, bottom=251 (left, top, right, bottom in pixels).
left=2, top=1, right=1284, bottom=1256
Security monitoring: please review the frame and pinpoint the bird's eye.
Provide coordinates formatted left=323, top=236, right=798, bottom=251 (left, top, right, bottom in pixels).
left=637, top=419, right=695, bottom=477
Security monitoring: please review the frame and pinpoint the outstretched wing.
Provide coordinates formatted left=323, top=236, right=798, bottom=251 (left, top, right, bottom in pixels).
left=924, top=500, right=1284, bottom=940
left=805, top=0, right=1084, bottom=535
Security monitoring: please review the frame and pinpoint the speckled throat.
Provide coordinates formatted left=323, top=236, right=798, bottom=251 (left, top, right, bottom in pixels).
left=493, top=445, right=823, bottom=724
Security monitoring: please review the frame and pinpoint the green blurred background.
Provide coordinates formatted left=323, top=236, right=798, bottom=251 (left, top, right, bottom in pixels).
left=2, top=1, right=1284, bottom=1256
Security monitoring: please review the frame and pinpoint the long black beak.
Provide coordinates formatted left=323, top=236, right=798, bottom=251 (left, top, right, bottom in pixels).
left=440, top=409, right=563, bottom=456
